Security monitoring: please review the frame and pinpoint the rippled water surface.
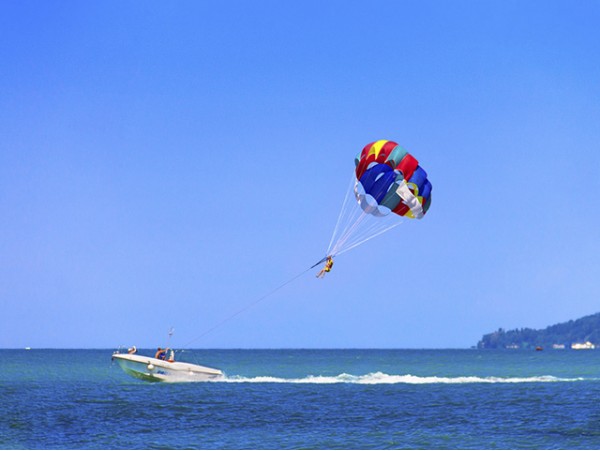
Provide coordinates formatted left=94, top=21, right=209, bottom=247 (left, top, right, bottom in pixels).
left=2, top=349, right=600, bottom=449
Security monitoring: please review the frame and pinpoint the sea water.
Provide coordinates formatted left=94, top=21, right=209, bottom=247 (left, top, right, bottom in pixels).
left=2, top=349, right=600, bottom=449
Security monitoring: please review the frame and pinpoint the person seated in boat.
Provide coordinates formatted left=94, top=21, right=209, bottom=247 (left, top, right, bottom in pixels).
left=316, top=256, right=334, bottom=278
left=155, top=347, right=167, bottom=360
left=127, top=346, right=137, bottom=354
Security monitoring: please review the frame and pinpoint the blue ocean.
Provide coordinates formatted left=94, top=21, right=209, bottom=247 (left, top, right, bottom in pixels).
left=2, top=348, right=600, bottom=449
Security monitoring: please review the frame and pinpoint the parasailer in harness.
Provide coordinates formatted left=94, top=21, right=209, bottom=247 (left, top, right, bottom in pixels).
left=316, top=256, right=334, bottom=278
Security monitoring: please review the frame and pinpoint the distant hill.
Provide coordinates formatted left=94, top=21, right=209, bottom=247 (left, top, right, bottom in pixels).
left=477, top=312, right=600, bottom=349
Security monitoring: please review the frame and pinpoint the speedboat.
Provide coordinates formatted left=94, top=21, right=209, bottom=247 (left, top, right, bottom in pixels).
left=112, top=349, right=223, bottom=382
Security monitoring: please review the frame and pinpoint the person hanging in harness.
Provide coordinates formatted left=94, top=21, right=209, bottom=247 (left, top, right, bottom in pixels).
left=316, top=256, right=334, bottom=278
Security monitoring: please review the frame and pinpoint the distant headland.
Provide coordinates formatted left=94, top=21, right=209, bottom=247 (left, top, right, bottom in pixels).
left=477, top=312, right=600, bottom=350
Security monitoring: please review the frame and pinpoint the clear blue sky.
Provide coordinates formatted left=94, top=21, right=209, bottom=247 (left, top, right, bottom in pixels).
left=2, top=0, right=599, bottom=349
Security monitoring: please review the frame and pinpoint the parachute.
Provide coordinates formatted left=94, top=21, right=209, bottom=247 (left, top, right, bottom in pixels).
left=325, top=140, right=432, bottom=258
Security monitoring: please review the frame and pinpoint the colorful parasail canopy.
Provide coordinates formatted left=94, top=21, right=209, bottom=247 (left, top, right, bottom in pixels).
left=324, top=139, right=432, bottom=259
left=354, top=140, right=432, bottom=218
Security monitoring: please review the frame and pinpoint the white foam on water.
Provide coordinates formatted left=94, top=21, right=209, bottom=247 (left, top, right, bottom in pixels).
left=218, top=371, right=587, bottom=384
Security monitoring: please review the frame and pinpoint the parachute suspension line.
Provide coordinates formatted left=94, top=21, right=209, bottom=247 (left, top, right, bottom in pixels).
left=332, top=219, right=403, bottom=257
left=326, top=173, right=405, bottom=258
left=326, top=173, right=358, bottom=256
left=181, top=265, right=314, bottom=348
left=330, top=210, right=403, bottom=257
left=328, top=210, right=369, bottom=256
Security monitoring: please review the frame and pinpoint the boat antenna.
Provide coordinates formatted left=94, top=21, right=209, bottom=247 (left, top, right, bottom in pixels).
left=167, top=327, right=175, bottom=348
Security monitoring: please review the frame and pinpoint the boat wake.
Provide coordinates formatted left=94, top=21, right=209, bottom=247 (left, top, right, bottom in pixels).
left=219, top=372, right=588, bottom=384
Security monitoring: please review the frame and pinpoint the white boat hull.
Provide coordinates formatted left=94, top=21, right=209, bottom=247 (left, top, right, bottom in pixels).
left=112, top=353, right=223, bottom=382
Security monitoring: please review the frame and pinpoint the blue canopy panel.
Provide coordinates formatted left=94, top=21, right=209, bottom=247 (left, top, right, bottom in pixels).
left=421, top=180, right=432, bottom=202
left=358, top=164, right=397, bottom=204
left=407, top=166, right=428, bottom=196
left=422, top=181, right=432, bottom=213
